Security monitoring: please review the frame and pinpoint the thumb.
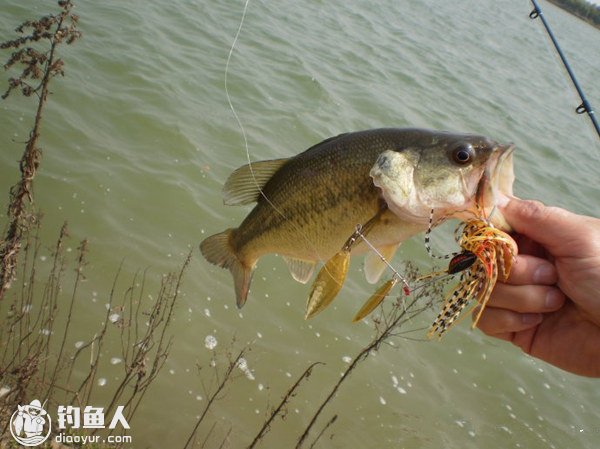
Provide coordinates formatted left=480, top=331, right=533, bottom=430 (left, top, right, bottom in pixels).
left=500, top=198, right=588, bottom=257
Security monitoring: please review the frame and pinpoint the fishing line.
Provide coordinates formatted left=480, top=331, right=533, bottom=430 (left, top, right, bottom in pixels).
left=355, top=224, right=410, bottom=294
left=224, top=0, right=251, bottom=170
left=223, top=0, right=333, bottom=266
left=529, top=0, right=600, bottom=140
left=223, top=3, right=470, bottom=300
left=225, top=2, right=307, bottom=240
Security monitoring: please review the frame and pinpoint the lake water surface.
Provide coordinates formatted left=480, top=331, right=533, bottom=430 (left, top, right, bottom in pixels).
left=1, top=0, right=599, bottom=447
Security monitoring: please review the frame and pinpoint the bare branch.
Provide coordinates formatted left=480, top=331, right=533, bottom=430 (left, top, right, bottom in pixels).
left=247, top=362, right=324, bottom=449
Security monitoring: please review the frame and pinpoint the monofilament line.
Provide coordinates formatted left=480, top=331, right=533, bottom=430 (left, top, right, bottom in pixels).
left=355, top=224, right=411, bottom=293
left=223, top=0, right=329, bottom=263
left=224, top=0, right=286, bottom=212
left=224, top=0, right=251, bottom=170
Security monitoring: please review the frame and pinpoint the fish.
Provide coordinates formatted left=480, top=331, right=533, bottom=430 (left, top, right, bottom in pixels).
left=200, top=128, right=515, bottom=310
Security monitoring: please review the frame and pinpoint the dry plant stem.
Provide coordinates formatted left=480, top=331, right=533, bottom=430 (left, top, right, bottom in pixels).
left=247, top=362, right=324, bottom=449
left=0, top=80, right=46, bottom=299
left=0, top=221, right=190, bottom=444
left=183, top=349, right=247, bottom=449
left=0, top=221, right=66, bottom=436
left=200, top=422, right=218, bottom=449
left=0, top=4, right=188, bottom=444
left=102, top=252, right=191, bottom=433
left=308, top=414, right=338, bottom=449
left=124, top=260, right=188, bottom=418
left=294, top=340, right=375, bottom=449
left=20, top=222, right=43, bottom=358
left=0, top=222, right=62, bottom=378
left=0, top=0, right=80, bottom=300
left=39, top=223, right=69, bottom=382
left=218, top=426, right=233, bottom=449
left=0, top=224, right=43, bottom=369
left=3, top=230, right=39, bottom=365
left=45, top=237, right=87, bottom=405
left=69, top=262, right=121, bottom=407
left=295, top=274, right=439, bottom=449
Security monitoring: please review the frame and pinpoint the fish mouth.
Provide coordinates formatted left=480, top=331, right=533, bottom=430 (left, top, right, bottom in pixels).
left=477, top=143, right=515, bottom=230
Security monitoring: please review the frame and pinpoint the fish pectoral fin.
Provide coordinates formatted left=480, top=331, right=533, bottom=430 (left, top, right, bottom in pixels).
left=222, top=158, right=289, bottom=206
left=282, top=256, right=316, bottom=284
left=364, top=244, right=399, bottom=284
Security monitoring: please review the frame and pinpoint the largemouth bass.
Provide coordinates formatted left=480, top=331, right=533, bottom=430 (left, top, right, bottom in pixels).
left=200, top=128, right=514, bottom=308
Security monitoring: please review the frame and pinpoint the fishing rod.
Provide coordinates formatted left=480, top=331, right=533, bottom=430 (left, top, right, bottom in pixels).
left=529, top=0, right=600, bottom=140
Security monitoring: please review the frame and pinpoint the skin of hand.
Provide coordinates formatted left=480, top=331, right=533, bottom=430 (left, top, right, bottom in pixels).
left=475, top=198, right=600, bottom=377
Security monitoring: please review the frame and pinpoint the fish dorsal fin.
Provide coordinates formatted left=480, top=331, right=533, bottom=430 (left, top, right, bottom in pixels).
left=223, top=158, right=289, bottom=206
left=364, top=244, right=399, bottom=284
left=283, top=256, right=316, bottom=284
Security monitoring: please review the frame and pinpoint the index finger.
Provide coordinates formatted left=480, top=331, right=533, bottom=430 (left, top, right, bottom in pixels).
left=500, top=199, right=593, bottom=258
left=504, top=254, right=557, bottom=286
left=512, top=234, right=549, bottom=259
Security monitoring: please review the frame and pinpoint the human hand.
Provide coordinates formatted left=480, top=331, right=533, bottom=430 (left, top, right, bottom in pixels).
left=476, top=198, right=600, bottom=377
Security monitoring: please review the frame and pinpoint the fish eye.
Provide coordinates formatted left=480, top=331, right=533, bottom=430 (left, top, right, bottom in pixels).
left=452, top=145, right=474, bottom=165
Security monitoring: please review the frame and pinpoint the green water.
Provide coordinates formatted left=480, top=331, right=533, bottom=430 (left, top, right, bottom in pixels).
left=1, top=0, right=599, bottom=447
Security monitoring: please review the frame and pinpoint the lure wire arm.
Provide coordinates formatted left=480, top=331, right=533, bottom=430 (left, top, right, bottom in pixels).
left=354, top=224, right=411, bottom=294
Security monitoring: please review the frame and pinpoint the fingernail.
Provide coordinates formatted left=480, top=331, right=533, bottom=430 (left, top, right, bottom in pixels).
left=545, top=289, right=563, bottom=309
left=522, top=313, right=542, bottom=325
left=533, top=264, right=556, bottom=284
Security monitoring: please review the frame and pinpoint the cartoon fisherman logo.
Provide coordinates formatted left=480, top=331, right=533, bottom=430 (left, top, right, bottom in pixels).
left=9, top=399, right=52, bottom=446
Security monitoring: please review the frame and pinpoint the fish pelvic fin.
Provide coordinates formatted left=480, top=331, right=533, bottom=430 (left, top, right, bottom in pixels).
left=200, top=229, right=254, bottom=308
left=282, top=256, right=316, bottom=284
left=223, top=158, right=289, bottom=206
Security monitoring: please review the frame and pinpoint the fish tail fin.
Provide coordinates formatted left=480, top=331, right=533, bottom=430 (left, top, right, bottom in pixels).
left=200, top=229, right=254, bottom=308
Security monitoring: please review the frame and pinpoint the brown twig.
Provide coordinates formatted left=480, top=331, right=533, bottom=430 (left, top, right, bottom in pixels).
left=296, top=263, right=442, bottom=448
left=45, top=237, right=87, bottom=406
left=0, top=0, right=81, bottom=300
left=247, top=362, right=324, bottom=449
left=183, top=349, right=247, bottom=449
left=105, top=252, right=191, bottom=430
left=308, top=414, right=337, bottom=449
